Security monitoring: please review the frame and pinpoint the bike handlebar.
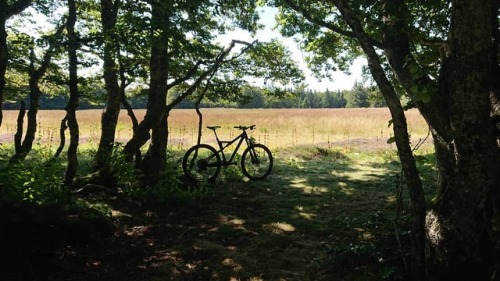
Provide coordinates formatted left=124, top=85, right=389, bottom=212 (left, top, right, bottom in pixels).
left=207, top=125, right=256, bottom=131
left=234, top=125, right=256, bottom=131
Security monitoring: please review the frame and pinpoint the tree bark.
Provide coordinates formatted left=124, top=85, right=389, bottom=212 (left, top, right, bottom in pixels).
left=54, top=116, right=68, bottom=158
left=64, top=0, right=80, bottom=187
left=13, top=100, right=25, bottom=154
left=94, top=0, right=122, bottom=170
left=424, top=1, right=500, bottom=279
left=123, top=0, right=170, bottom=178
left=375, top=1, right=500, bottom=278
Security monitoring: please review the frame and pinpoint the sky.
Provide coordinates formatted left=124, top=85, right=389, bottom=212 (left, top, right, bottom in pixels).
left=216, top=7, right=366, bottom=92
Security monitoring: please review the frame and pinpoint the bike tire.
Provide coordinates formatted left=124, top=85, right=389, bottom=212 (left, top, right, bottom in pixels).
left=182, top=144, right=221, bottom=182
left=241, top=144, right=273, bottom=180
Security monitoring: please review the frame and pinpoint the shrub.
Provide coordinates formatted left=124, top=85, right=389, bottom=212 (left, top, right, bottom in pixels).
left=0, top=156, right=68, bottom=205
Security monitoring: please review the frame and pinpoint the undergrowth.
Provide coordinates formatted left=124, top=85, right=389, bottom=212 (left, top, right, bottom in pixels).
left=0, top=146, right=69, bottom=205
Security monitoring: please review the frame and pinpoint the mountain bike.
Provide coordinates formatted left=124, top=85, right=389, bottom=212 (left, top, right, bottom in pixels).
left=182, top=125, right=273, bottom=182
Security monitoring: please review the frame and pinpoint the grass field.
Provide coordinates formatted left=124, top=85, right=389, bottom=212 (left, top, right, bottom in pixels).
left=0, top=108, right=431, bottom=151
left=0, top=107, right=438, bottom=280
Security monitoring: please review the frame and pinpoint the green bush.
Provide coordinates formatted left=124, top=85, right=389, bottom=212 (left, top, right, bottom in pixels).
left=0, top=157, right=68, bottom=205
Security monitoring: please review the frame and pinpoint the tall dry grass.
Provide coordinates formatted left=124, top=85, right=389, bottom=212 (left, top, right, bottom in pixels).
left=0, top=108, right=430, bottom=150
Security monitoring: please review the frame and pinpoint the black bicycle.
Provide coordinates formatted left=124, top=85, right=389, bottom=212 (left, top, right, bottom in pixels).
left=182, top=125, right=273, bottom=182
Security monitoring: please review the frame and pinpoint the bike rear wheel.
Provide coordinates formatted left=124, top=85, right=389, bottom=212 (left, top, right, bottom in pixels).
left=182, top=144, right=221, bottom=182
left=241, top=144, right=273, bottom=180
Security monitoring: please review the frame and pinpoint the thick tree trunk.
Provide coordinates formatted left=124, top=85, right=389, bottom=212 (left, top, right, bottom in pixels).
left=123, top=1, right=170, bottom=178
left=425, top=1, right=500, bottom=280
left=142, top=111, right=168, bottom=183
left=94, top=0, right=122, bottom=170
left=376, top=1, right=500, bottom=278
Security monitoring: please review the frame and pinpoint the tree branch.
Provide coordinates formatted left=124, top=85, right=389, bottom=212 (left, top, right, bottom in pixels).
left=166, top=40, right=254, bottom=110
left=6, top=0, right=33, bottom=18
left=166, top=60, right=203, bottom=90
left=282, top=0, right=383, bottom=48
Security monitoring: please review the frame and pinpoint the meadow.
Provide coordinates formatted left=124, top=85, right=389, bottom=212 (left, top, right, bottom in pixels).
left=0, top=107, right=438, bottom=280
left=0, top=107, right=431, bottom=151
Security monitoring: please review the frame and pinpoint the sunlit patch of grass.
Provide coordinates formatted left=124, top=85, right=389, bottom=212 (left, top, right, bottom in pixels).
left=331, top=163, right=391, bottom=182
left=288, top=177, right=330, bottom=195
left=339, top=185, right=356, bottom=195
left=263, top=222, right=296, bottom=234
left=295, top=205, right=317, bottom=220
left=222, top=258, right=243, bottom=272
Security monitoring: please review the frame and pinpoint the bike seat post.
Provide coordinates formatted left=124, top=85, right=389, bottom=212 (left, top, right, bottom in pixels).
left=208, top=126, right=222, bottom=143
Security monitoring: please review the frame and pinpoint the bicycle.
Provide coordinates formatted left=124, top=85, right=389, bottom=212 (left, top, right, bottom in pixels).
left=182, top=125, right=273, bottom=182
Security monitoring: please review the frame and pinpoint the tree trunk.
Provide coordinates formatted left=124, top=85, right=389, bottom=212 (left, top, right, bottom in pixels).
left=142, top=17, right=171, bottom=177
left=119, top=78, right=142, bottom=166
left=424, top=1, right=500, bottom=279
left=64, top=0, right=80, bottom=187
left=94, top=0, right=122, bottom=170
left=13, top=100, right=25, bottom=154
left=332, top=1, right=427, bottom=279
left=142, top=111, right=168, bottom=183
left=375, top=1, right=500, bottom=278
left=54, top=116, right=68, bottom=158
left=10, top=83, right=42, bottom=162
left=123, top=0, right=170, bottom=178
left=0, top=0, right=34, bottom=128
left=10, top=29, right=62, bottom=163
left=0, top=15, right=6, bottom=129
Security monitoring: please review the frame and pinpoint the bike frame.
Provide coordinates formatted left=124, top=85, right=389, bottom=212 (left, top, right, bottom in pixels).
left=211, top=129, right=253, bottom=167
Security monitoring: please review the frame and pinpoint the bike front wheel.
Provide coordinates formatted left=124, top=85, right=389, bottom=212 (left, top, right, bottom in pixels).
left=241, top=144, right=273, bottom=180
left=182, top=144, right=221, bottom=182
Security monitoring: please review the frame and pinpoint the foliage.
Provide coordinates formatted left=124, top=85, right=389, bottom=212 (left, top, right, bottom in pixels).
left=0, top=150, right=68, bottom=205
left=5, top=14, right=67, bottom=103
left=345, top=82, right=366, bottom=108
left=108, top=143, right=141, bottom=188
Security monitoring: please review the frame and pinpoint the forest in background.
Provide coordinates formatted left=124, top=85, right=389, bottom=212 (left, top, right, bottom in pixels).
left=2, top=81, right=384, bottom=110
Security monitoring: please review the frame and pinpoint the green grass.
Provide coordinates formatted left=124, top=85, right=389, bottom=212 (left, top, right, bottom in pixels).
left=122, top=145, right=437, bottom=281
left=0, top=142, right=438, bottom=280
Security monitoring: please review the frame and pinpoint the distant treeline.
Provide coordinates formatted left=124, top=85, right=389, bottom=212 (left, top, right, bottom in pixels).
left=173, top=82, right=386, bottom=109
left=4, top=82, right=385, bottom=110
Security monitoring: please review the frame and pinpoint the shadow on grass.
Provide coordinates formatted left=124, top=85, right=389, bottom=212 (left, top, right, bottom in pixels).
left=4, top=145, right=436, bottom=281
